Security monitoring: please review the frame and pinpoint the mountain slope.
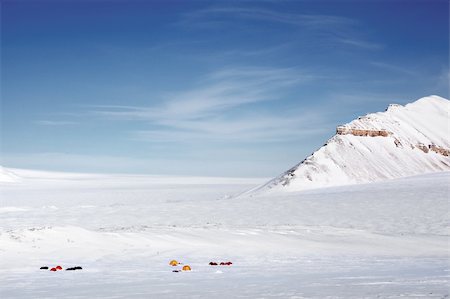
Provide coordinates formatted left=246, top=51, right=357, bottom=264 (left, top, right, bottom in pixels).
left=249, top=95, right=450, bottom=194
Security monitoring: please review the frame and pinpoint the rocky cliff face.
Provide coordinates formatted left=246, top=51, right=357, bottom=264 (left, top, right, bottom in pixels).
left=246, top=95, right=450, bottom=194
left=336, top=127, right=391, bottom=137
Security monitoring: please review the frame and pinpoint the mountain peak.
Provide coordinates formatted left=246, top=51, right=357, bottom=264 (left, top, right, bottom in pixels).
left=247, top=95, right=450, bottom=195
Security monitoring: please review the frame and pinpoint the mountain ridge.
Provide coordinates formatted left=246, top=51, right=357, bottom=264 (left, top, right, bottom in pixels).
left=246, top=95, right=450, bottom=194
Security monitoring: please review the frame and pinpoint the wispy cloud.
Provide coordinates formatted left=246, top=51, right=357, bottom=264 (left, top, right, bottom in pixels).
left=212, top=43, right=292, bottom=58
left=181, top=7, right=355, bottom=28
left=93, top=66, right=314, bottom=121
left=91, top=66, right=328, bottom=142
left=179, top=6, right=383, bottom=52
left=369, top=62, right=417, bottom=76
left=336, top=38, right=384, bottom=50
left=34, top=120, right=78, bottom=126
left=131, top=114, right=328, bottom=143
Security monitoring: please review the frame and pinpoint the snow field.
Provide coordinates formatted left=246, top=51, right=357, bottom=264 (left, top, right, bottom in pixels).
left=0, top=169, right=449, bottom=297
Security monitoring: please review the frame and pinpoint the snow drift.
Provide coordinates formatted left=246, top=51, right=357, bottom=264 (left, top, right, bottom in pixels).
left=0, top=166, right=20, bottom=183
left=250, top=95, right=450, bottom=193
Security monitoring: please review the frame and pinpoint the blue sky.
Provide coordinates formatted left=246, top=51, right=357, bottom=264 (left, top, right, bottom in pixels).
left=1, top=0, right=448, bottom=177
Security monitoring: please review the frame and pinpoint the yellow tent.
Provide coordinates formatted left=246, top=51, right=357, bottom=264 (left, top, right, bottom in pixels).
left=169, top=260, right=178, bottom=266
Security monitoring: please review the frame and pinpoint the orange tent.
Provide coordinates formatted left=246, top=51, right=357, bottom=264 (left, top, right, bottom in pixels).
left=182, top=265, right=191, bottom=271
left=169, top=260, right=179, bottom=266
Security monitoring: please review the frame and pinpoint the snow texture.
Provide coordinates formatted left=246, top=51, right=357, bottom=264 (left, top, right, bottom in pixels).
left=0, top=166, right=21, bottom=183
left=0, top=168, right=449, bottom=298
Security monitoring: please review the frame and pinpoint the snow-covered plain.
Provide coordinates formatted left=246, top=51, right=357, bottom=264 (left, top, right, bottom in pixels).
left=0, top=168, right=449, bottom=298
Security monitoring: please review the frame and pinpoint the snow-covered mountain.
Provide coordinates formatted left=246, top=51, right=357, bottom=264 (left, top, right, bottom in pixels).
left=248, top=95, right=450, bottom=194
